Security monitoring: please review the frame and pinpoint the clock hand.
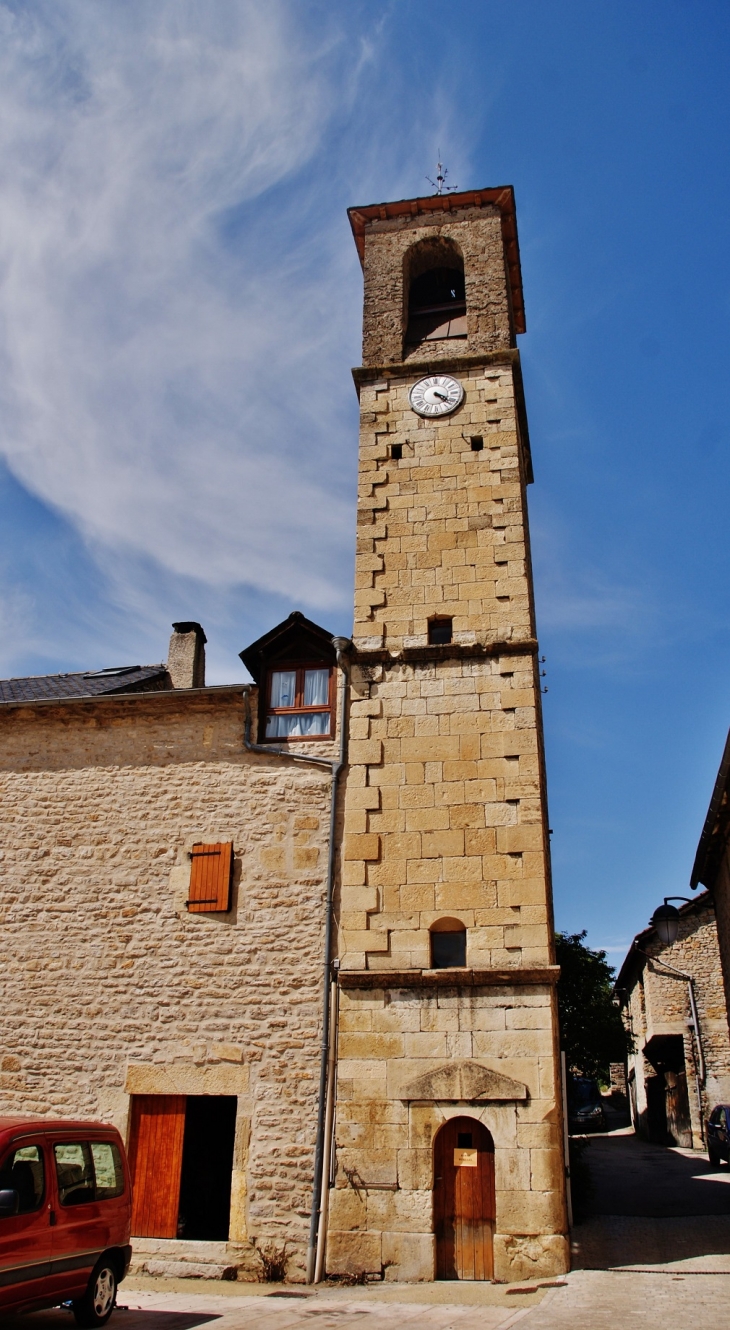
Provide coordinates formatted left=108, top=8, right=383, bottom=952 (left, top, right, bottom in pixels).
left=433, top=390, right=448, bottom=401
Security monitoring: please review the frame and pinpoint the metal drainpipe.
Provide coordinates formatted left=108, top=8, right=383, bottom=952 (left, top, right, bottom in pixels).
left=314, top=974, right=339, bottom=1283
left=633, top=944, right=707, bottom=1142
left=241, top=642, right=350, bottom=1285
left=306, top=644, right=349, bottom=1282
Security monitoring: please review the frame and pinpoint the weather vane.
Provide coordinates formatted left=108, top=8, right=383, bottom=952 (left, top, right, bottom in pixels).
left=426, top=156, right=457, bottom=196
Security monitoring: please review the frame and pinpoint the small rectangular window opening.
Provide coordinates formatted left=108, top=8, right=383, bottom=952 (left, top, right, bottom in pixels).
left=431, top=930, right=466, bottom=968
left=391, top=444, right=403, bottom=460
left=470, top=436, right=483, bottom=452
left=428, top=618, right=453, bottom=646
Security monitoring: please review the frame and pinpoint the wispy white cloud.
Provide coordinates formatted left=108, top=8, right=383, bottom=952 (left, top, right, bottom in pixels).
left=531, top=509, right=657, bottom=663
left=0, top=2, right=368, bottom=611
left=0, top=584, right=37, bottom=672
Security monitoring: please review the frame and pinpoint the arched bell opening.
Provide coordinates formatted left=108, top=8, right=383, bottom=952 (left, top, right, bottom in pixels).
left=433, top=1115, right=496, bottom=1280
left=403, top=238, right=466, bottom=351
left=430, top=917, right=467, bottom=969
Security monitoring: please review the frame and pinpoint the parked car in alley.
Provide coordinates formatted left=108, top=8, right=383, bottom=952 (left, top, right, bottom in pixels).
left=568, top=1076, right=608, bottom=1134
left=0, top=1117, right=132, bottom=1324
left=707, top=1104, right=730, bottom=1167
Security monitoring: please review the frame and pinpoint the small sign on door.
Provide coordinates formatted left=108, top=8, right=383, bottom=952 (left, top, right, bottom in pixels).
left=454, top=1148, right=478, bottom=1168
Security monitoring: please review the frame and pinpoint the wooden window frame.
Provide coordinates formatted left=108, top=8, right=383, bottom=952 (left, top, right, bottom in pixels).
left=263, top=660, right=334, bottom=742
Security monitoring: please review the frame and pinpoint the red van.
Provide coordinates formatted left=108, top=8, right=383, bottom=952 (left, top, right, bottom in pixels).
left=0, top=1118, right=132, bottom=1325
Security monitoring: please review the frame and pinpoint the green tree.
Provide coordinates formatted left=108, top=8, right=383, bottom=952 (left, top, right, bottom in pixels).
left=555, top=931, right=628, bottom=1082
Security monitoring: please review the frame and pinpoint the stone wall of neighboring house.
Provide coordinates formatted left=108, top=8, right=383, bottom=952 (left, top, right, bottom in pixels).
left=710, top=845, right=730, bottom=1035
left=0, top=683, right=340, bottom=1279
left=620, top=897, right=730, bottom=1147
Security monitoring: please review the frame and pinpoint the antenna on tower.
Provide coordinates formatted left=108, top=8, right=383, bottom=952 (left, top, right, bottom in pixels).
left=426, top=155, right=457, bottom=196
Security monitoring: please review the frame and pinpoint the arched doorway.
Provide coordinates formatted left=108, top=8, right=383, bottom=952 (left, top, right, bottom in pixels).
left=433, top=1116, right=495, bottom=1280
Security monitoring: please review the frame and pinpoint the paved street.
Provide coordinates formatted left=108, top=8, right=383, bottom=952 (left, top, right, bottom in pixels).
left=2, top=1281, right=550, bottom=1330
left=6, top=1269, right=730, bottom=1330
left=578, top=1129, right=730, bottom=1216
left=570, top=1128, right=730, bottom=1271
left=8, top=1130, right=730, bottom=1330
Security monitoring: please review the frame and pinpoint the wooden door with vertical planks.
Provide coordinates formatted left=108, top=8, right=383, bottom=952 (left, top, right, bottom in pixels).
left=433, top=1116, right=495, bottom=1280
left=128, top=1095, right=186, bottom=1238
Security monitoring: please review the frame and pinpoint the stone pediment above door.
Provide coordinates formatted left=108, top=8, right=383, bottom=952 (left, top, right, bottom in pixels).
left=400, top=1060, right=528, bottom=1102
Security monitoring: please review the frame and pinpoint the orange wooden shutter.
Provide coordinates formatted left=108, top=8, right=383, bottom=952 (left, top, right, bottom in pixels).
left=128, top=1094, right=186, bottom=1238
left=187, top=841, right=233, bottom=913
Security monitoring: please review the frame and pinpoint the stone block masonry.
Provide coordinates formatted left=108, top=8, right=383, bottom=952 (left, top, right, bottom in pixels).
left=340, top=653, right=548, bottom=974
left=621, top=896, right=730, bottom=1147
left=329, top=189, right=568, bottom=1284
left=326, top=977, right=567, bottom=1284
left=353, top=364, right=531, bottom=652
left=360, top=207, right=514, bottom=367
left=0, top=686, right=336, bottom=1280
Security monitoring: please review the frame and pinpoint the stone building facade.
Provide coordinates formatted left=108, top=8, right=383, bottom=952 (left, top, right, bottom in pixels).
left=0, top=618, right=343, bottom=1280
left=691, top=727, right=730, bottom=1035
left=615, top=894, right=730, bottom=1147
left=0, top=187, right=568, bottom=1284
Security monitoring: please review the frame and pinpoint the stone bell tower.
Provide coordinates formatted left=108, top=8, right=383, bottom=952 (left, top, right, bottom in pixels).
left=325, top=188, right=569, bottom=1284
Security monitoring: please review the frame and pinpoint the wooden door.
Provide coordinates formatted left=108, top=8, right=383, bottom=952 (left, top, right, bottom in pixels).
left=665, top=1071, right=693, bottom=1148
left=128, top=1095, right=186, bottom=1238
left=433, top=1116, right=495, bottom=1280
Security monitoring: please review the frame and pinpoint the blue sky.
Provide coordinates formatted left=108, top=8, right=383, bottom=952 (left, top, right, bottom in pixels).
left=0, top=1, right=729, bottom=962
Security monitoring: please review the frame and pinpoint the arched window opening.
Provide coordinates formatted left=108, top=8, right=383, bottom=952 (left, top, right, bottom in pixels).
left=405, top=244, right=466, bottom=348
left=430, top=918, right=467, bottom=969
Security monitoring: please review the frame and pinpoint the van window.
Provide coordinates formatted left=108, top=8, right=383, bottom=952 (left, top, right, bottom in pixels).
left=54, top=1142, right=95, bottom=1206
left=90, top=1141, right=125, bottom=1199
left=0, top=1144, right=45, bottom=1213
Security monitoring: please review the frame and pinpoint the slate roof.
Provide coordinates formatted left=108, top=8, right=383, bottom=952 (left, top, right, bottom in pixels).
left=0, top=665, right=170, bottom=704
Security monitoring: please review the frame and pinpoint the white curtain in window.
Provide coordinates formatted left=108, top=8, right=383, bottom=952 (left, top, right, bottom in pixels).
left=304, top=669, right=329, bottom=706
left=269, top=670, right=296, bottom=708
left=266, top=711, right=329, bottom=739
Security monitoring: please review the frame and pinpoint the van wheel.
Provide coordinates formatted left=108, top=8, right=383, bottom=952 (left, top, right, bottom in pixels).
left=72, top=1259, right=117, bottom=1327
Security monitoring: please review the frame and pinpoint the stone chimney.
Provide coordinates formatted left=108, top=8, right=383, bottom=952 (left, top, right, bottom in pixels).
left=167, top=622, right=206, bottom=689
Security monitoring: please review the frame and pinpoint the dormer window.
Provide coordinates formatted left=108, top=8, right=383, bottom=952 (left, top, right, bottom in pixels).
left=239, top=611, right=337, bottom=745
left=265, top=663, right=332, bottom=739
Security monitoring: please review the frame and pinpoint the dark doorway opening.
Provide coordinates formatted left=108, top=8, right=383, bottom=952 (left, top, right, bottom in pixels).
left=643, top=1035, right=692, bottom=1147
left=177, top=1096, right=237, bottom=1240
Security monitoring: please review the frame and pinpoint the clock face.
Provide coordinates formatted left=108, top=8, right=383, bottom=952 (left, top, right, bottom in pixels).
left=409, top=374, right=464, bottom=418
